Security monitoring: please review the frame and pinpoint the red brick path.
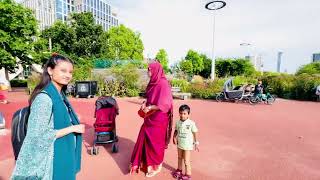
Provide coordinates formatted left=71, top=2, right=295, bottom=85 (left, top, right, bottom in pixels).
left=0, top=91, right=320, bottom=180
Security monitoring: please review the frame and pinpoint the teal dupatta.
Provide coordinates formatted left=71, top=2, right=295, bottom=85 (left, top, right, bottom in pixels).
left=44, top=82, right=82, bottom=180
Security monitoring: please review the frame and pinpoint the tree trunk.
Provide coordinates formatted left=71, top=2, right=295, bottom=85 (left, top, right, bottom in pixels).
left=4, top=68, right=12, bottom=92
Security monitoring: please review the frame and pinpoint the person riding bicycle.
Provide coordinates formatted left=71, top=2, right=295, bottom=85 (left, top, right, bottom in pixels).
left=254, top=79, right=266, bottom=100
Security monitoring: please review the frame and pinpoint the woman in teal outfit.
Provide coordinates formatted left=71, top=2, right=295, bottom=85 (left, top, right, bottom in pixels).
left=11, top=54, right=85, bottom=180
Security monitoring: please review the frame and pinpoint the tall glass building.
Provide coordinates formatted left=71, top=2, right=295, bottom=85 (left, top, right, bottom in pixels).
left=22, top=0, right=118, bottom=31
left=74, top=0, right=118, bottom=31
left=55, top=0, right=75, bottom=23
left=313, top=53, right=320, bottom=62
left=22, top=0, right=55, bottom=30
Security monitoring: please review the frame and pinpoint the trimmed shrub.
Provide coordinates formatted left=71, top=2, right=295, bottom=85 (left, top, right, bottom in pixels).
left=10, top=79, right=27, bottom=87
left=291, top=74, right=320, bottom=100
left=170, top=79, right=189, bottom=92
left=27, top=72, right=41, bottom=94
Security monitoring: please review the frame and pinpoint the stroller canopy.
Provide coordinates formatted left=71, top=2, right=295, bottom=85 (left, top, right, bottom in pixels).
left=95, top=96, right=117, bottom=111
left=223, top=78, right=234, bottom=92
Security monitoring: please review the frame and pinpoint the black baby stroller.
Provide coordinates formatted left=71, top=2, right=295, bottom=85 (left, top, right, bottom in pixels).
left=91, top=96, right=119, bottom=155
left=216, top=77, right=253, bottom=102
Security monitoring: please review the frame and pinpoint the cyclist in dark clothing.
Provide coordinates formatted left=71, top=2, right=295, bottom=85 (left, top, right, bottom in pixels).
left=254, top=79, right=264, bottom=95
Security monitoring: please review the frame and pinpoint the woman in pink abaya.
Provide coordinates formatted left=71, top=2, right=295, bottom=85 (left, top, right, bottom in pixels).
left=129, top=61, right=173, bottom=177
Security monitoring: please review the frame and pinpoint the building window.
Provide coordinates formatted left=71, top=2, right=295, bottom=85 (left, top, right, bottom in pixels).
left=56, top=0, right=62, bottom=13
left=57, top=13, right=63, bottom=20
left=64, top=2, right=67, bottom=14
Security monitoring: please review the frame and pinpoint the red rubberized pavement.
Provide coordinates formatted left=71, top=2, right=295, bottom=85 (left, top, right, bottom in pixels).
left=0, top=91, right=320, bottom=180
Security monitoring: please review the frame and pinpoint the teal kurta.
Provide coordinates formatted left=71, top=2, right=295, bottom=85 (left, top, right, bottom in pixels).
left=11, top=83, right=82, bottom=180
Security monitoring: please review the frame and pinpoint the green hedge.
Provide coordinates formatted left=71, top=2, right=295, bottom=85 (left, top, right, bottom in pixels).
left=261, top=74, right=320, bottom=101
left=10, top=79, right=28, bottom=87
left=170, top=79, right=189, bottom=92
left=169, top=74, right=320, bottom=101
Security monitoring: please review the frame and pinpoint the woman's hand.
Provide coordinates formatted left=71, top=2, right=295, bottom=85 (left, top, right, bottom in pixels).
left=72, top=124, right=85, bottom=134
left=143, top=106, right=151, bottom=113
left=56, top=124, right=85, bottom=138
left=141, top=101, right=146, bottom=110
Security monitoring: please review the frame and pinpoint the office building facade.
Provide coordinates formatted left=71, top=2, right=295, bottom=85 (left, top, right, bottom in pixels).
left=22, top=0, right=118, bottom=31
left=312, top=53, right=320, bottom=62
left=74, top=0, right=118, bottom=31
left=22, top=0, right=55, bottom=30
left=55, top=0, right=75, bottom=23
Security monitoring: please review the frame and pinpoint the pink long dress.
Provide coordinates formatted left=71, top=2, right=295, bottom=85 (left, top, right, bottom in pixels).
left=130, top=61, right=173, bottom=172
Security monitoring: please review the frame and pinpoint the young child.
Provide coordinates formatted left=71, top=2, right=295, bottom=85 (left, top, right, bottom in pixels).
left=172, top=104, right=199, bottom=180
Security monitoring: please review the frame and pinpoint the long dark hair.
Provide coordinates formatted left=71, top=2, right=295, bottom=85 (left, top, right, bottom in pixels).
left=29, top=53, right=73, bottom=105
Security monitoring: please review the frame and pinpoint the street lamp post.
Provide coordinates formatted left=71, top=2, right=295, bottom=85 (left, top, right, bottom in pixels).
left=205, top=1, right=226, bottom=80
left=240, top=43, right=251, bottom=58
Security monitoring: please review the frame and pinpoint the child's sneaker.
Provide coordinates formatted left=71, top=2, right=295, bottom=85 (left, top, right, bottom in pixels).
left=179, top=174, right=191, bottom=180
left=171, top=169, right=182, bottom=178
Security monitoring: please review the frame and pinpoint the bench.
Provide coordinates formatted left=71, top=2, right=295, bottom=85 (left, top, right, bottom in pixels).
left=171, top=87, right=191, bottom=100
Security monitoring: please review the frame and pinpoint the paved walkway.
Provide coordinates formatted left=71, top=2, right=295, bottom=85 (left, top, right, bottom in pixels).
left=0, top=91, right=320, bottom=180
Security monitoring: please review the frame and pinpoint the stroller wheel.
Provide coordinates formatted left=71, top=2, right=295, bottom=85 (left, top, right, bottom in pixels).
left=112, top=143, right=119, bottom=153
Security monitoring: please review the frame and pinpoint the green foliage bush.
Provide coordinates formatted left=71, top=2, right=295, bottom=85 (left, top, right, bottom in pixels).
left=261, top=74, right=295, bottom=98
left=27, top=72, right=41, bottom=94
left=188, top=83, right=214, bottom=99
left=296, top=62, right=320, bottom=75
left=187, top=79, right=225, bottom=99
left=72, top=57, right=94, bottom=82
left=291, top=74, right=320, bottom=100
left=170, top=72, right=319, bottom=101
left=95, top=64, right=140, bottom=97
left=170, top=79, right=189, bottom=92
left=10, top=79, right=27, bottom=87
left=261, top=73, right=320, bottom=100
left=215, top=58, right=255, bottom=78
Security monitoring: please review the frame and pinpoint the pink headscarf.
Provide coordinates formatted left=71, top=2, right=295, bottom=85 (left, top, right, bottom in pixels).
left=146, top=61, right=172, bottom=113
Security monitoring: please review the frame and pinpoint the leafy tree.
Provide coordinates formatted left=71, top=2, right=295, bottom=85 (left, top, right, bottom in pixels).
left=185, top=50, right=204, bottom=75
left=101, top=24, right=144, bottom=60
left=296, top=62, right=320, bottom=75
left=215, top=58, right=255, bottom=77
left=71, top=12, right=103, bottom=57
left=0, top=0, right=37, bottom=84
left=31, top=37, right=51, bottom=65
left=199, top=54, right=212, bottom=78
left=155, top=49, right=170, bottom=73
left=41, top=21, right=76, bottom=55
left=215, top=58, right=232, bottom=77
left=179, top=60, right=193, bottom=75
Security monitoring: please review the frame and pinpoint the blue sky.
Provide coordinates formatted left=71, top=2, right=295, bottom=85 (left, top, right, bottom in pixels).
left=108, top=0, right=320, bottom=73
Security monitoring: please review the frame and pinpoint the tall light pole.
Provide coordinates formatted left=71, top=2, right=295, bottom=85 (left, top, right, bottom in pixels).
left=240, top=43, right=251, bottom=59
left=205, top=1, right=226, bottom=80
left=277, top=51, right=283, bottom=73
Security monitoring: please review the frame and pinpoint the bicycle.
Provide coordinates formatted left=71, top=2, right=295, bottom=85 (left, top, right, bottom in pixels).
left=249, top=88, right=276, bottom=105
